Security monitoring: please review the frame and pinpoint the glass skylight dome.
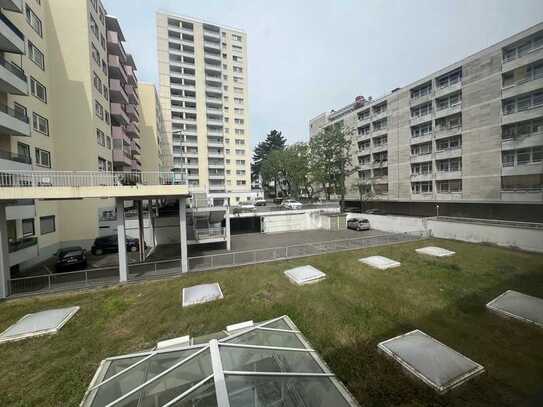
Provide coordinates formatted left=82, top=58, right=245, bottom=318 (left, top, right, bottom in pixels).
left=81, top=315, right=359, bottom=407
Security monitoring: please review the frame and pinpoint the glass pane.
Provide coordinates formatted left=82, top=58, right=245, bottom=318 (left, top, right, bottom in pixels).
left=103, top=356, right=148, bottom=380
left=260, top=318, right=292, bottom=330
left=91, top=349, right=199, bottom=406
left=169, top=379, right=217, bottom=407
left=221, top=346, right=323, bottom=373
left=225, top=375, right=352, bottom=407
left=116, top=350, right=212, bottom=407
left=227, top=330, right=306, bottom=349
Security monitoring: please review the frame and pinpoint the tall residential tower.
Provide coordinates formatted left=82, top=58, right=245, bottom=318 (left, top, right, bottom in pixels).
left=157, top=12, right=252, bottom=205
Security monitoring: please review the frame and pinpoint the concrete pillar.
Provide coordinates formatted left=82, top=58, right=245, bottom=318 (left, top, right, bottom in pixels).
left=116, top=198, right=128, bottom=282
left=179, top=198, right=188, bottom=272
left=225, top=208, right=231, bottom=251
left=137, top=200, right=145, bottom=262
left=0, top=204, right=10, bottom=298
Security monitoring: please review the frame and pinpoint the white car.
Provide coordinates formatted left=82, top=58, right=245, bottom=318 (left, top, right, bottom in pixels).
left=239, top=202, right=256, bottom=211
left=281, top=199, right=303, bottom=210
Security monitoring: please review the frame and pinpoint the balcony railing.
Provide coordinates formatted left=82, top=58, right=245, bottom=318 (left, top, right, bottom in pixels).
left=0, top=149, right=31, bottom=164
left=0, top=171, right=186, bottom=188
left=8, top=236, right=37, bottom=253
left=0, top=102, right=28, bottom=122
left=0, top=55, right=26, bottom=81
left=0, top=11, right=24, bottom=41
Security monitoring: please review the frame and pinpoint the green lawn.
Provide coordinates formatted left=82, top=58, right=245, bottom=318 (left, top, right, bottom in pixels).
left=1, top=239, right=542, bottom=406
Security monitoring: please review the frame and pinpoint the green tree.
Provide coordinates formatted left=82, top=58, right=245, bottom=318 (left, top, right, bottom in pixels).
left=251, top=130, right=287, bottom=196
left=309, top=124, right=357, bottom=209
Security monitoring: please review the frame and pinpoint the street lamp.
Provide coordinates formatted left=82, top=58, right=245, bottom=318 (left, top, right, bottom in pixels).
left=435, top=204, right=440, bottom=218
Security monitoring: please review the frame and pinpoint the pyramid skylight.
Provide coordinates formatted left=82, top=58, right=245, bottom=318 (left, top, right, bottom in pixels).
left=80, top=316, right=359, bottom=406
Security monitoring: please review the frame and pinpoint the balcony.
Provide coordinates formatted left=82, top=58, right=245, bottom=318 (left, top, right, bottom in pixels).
left=207, top=150, right=224, bottom=158
left=0, top=0, right=23, bottom=12
left=434, top=81, right=462, bottom=99
left=502, top=105, right=543, bottom=126
left=208, top=173, right=225, bottom=180
left=502, top=162, right=543, bottom=177
left=0, top=102, right=30, bottom=136
left=372, top=160, right=388, bottom=169
left=131, top=140, right=141, bottom=155
left=409, top=93, right=433, bottom=106
left=0, top=12, right=24, bottom=54
left=435, top=147, right=462, bottom=160
left=410, top=153, right=433, bottom=164
left=372, top=128, right=388, bottom=137
left=125, top=84, right=139, bottom=104
left=107, top=30, right=127, bottom=60
left=111, top=103, right=129, bottom=125
left=409, top=134, right=433, bottom=144
left=0, top=149, right=31, bottom=171
left=112, top=125, right=131, bottom=145
left=372, top=144, right=387, bottom=153
left=207, top=138, right=223, bottom=148
left=358, top=163, right=371, bottom=171
left=502, top=46, right=543, bottom=73
left=113, top=150, right=132, bottom=167
left=126, top=104, right=139, bottom=122
left=410, top=172, right=433, bottom=182
left=109, top=79, right=129, bottom=104
left=8, top=237, right=38, bottom=267
left=434, top=126, right=462, bottom=140
left=126, top=122, right=140, bottom=138
left=501, top=132, right=543, bottom=151
left=434, top=103, right=462, bottom=120
left=131, top=158, right=142, bottom=171
left=435, top=171, right=462, bottom=180
left=409, top=113, right=433, bottom=126
left=0, top=55, right=26, bottom=95
left=502, top=76, right=543, bottom=100
left=124, top=64, right=137, bottom=87
left=372, top=111, right=387, bottom=122
left=207, top=118, right=224, bottom=126
left=108, top=55, right=128, bottom=83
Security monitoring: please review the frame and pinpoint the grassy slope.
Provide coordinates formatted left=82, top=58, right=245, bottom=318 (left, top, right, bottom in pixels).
left=0, top=239, right=542, bottom=406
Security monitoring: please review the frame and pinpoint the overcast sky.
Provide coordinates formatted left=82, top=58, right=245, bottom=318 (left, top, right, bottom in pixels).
left=103, top=0, right=543, bottom=148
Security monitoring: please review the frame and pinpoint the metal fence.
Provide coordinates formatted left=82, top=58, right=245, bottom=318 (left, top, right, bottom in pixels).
left=7, top=233, right=421, bottom=296
left=0, top=171, right=185, bottom=188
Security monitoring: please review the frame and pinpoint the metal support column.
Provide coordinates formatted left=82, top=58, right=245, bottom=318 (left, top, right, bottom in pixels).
left=137, top=200, right=145, bottom=262
left=179, top=198, right=188, bottom=273
left=116, top=198, right=128, bottom=282
left=225, top=207, right=231, bottom=251
left=0, top=204, right=10, bottom=298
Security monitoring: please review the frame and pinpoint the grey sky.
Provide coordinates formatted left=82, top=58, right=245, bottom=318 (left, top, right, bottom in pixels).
left=103, top=0, right=543, bottom=149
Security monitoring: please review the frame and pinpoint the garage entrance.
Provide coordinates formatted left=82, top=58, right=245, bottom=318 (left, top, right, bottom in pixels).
left=229, top=216, right=261, bottom=235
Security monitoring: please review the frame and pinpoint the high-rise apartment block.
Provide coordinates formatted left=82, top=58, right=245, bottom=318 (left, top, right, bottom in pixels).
left=0, top=0, right=166, bottom=272
left=156, top=12, right=252, bottom=205
left=310, top=23, right=543, bottom=213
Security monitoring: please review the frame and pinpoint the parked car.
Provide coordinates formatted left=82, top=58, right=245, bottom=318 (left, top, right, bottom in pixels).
left=239, top=202, right=256, bottom=211
left=255, top=199, right=267, bottom=206
left=91, top=235, right=142, bottom=255
left=273, top=197, right=283, bottom=204
left=281, top=199, right=303, bottom=210
left=347, top=217, right=370, bottom=231
left=55, top=246, right=87, bottom=271
left=365, top=208, right=386, bottom=215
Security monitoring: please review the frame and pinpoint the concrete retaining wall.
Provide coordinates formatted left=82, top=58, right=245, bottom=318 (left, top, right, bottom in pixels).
left=346, top=213, right=426, bottom=235
left=427, top=219, right=543, bottom=253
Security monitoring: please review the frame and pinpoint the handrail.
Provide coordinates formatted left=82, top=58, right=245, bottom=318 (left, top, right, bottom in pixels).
left=0, top=11, right=24, bottom=41
left=0, top=102, right=29, bottom=122
left=0, top=55, right=26, bottom=81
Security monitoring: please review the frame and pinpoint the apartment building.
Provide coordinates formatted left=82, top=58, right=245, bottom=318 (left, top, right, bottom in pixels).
left=138, top=82, right=173, bottom=173
left=0, top=0, right=151, bottom=272
left=156, top=12, right=252, bottom=205
left=310, top=23, right=543, bottom=216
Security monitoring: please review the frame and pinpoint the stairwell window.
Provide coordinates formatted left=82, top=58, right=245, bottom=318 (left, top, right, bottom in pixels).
left=32, top=112, right=48, bottom=135
left=39, top=216, right=56, bottom=235
left=30, top=77, right=47, bottom=103
left=28, top=42, right=45, bottom=70
left=35, top=147, right=51, bottom=168
left=25, top=4, right=42, bottom=37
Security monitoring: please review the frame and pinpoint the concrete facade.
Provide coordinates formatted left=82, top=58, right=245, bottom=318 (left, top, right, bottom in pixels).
left=156, top=12, right=252, bottom=205
left=310, top=23, right=543, bottom=206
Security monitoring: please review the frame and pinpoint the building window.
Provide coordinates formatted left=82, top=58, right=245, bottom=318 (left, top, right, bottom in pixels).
left=30, top=77, right=47, bottom=103
left=25, top=4, right=42, bottom=37
left=98, top=157, right=107, bottom=171
left=90, top=15, right=99, bottom=39
left=17, top=142, right=31, bottom=163
left=39, top=215, right=56, bottom=235
left=410, top=82, right=432, bottom=99
left=106, top=136, right=111, bottom=150
left=232, top=34, right=242, bottom=42
left=411, top=181, right=433, bottom=194
left=14, top=103, right=27, bottom=121
left=93, top=72, right=102, bottom=93
left=101, top=59, right=107, bottom=75
left=22, top=218, right=35, bottom=237
left=95, top=100, right=104, bottom=119
left=28, top=41, right=45, bottom=70
left=35, top=147, right=51, bottom=167
left=96, top=129, right=105, bottom=146
left=437, top=180, right=462, bottom=193
left=32, top=112, right=48, bottom=135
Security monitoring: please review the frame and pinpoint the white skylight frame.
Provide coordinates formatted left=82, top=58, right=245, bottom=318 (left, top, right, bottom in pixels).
left=486, top=290, right=543, bottom=328
left=81, top=315, right=360, bottom=407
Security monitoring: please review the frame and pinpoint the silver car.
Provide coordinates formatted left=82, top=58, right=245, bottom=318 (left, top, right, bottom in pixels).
left=347, top=217, right=370, bottom=231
